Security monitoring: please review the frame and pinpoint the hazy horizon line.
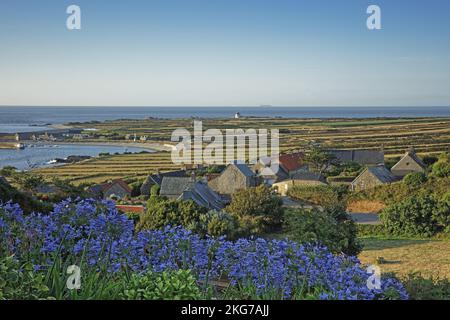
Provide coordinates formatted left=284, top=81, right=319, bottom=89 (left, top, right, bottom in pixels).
left=1, top=105, right=450, bottom=109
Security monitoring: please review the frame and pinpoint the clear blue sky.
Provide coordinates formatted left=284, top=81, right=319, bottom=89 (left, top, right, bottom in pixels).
left=0, top=0, right=449, bottom=106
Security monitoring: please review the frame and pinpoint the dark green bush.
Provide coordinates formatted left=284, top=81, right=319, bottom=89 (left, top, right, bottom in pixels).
left=138, top=198, right=237, bottom=238
left=226, top=185, right=284, bottom=235
left=403, top=172, right=427, bottom=188
left=356, top=224, right=389, bottom=238
left=434, top=192, right=450, bottom=233
left=288, top=185, right=348, bottom=207
left=432, top=153, right=450, bottom=178
left=0, top=256, right=51, bottom=300
left=284, top=206, right=362, bottom=256
left=120, top=270, right=202, bottom=300
left=401, top=273, right=450, bottom=300
left=381, top=194, right=441, bottom=237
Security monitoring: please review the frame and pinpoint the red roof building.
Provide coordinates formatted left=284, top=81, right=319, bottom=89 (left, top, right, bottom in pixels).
left=279, top=152, right=305, bottom=173
left=116, top=204, right=145, bottom=214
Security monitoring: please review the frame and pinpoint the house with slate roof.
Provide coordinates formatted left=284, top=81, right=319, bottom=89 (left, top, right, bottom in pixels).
left=351, top=165, right=398, bottom=192
left=88, top=179, right=132, bottom=200
left=159, top=176, right=225, bottom=210
left=160, top=176, right=195, bottom=199
left=208, top=162, right=258, bottom=195
left=140, top=170, right=188, bottom=196
left=273, top=172, right=327, bottom=196
left=391, top=148, right=427, bottom=178
left=178, top=181, right=225, bottom=211
left=327, top=149, right=385, bottom=166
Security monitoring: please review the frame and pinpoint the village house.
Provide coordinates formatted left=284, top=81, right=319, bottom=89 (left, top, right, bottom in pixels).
left=160, top=176, right=195, bottom=199
left=327, top=149, right=385, bottom=166
left=88, top=179, right=132, bottom=200
left=178, top=181, right=225, bottom=211
left=279, top=151, right=308, bottom=176
left=390, top=148, right=427, bottom=178
left=208, top=162, right=258, bottom=196
left=252, top=156, right=288, bottom=186
left=351, top=165, right=398, bottom=192
left=140, top=170, right=188, bottom=196
left=159, top=176, right=225, bottom=210
left=252, top=151, right=306, bottom=186
left=273, top=172, right=327, bottom=196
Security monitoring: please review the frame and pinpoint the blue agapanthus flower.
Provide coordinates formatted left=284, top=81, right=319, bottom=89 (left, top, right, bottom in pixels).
left=0, top=198, right=408, bottom=300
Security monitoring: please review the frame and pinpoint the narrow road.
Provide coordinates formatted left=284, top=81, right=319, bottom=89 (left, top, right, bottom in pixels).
left=349, top=213, right=381, bottom=225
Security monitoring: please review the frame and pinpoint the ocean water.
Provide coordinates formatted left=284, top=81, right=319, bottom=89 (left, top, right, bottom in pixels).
left=0, top=106, right=449, bottom=133
left=0, top=144, right=150, bottom=171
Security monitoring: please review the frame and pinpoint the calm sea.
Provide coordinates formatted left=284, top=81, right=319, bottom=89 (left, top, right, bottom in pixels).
left=1, top=106, right=450, bottom=133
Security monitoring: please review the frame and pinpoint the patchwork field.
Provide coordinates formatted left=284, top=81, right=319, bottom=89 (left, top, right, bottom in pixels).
left=69, top=116, right=450, bottom=155
left=36, top=151, right=179, bottom=185
left=36, top=117, right=450, bottom=184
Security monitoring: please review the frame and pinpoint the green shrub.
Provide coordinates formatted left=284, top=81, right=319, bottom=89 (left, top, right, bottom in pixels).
left=203, top=210, right=238, bottom=239
left=226, top=185, right=284, bottom=235
left=288, top=185, right=348, bottom=207
left=138, top=198, right=237, bottom=238
left=434, top=192, right=450, bottom=233
left=403, top=172, right=427, bottom=188
left=356, top=224, right=389, bottom=238
left=0, top=256, right=51, bottom=300
left=380, top=194, right=441, bottom=237
left=432, top=153, right=450, bottom=178
left=150, top=184, right=160, bottom=196
left=138, top=198, right=206, bottom=231
left=284, top=206, right=362, bottom=256
left=348, top=176, right=450, bottom=207
left=120, top=270, right=202, bottom=300
left=401, top=273, right=450, bottom=300
left=0, top=166, right=17, bottom=177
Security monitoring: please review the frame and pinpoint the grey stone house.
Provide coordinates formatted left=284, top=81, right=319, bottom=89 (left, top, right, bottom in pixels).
left=208, top=163, right=258, bottom=195
left=160, top=177, right=195, bottom=199
left=159, top=176, right=225, bottom=210
left=140, top=170, right=187, bottom=196
left=351, top=165, right=398, bottom=192
left=178, top=181, right=225, bottom=211
left=88, top=179, right=132, bottom=200
left=391, top=149, right=427, bottom=178
left=102, top=179, right=132, bottom=199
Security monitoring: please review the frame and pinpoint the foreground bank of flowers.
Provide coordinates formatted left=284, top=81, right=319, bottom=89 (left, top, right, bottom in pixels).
left=0, top=198, right=408, bottom=300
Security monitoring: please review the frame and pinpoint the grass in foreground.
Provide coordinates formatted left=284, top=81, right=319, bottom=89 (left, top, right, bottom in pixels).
left=359, top=238, right=450, bottom=279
